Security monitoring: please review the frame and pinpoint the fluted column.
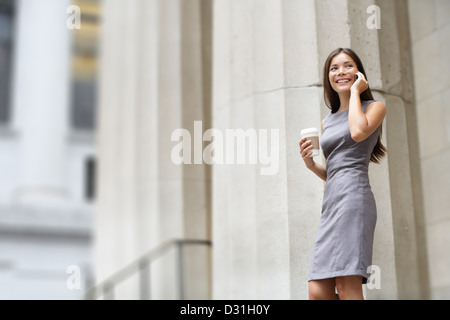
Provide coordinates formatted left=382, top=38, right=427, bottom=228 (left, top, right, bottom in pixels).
left=282, top=0, right=330, bottom=300
left=212, top=0, right=258, bottom=299
left=95, top=0, right=212, bottom=299
left=212, top=0, right=291, bottom=299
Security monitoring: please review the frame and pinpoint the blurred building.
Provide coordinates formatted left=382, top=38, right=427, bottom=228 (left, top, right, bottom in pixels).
left=0, top=0, right=98, bottom=299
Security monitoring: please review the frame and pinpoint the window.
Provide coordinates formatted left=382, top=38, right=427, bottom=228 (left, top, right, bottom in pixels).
left=0, top=0, right=14, bottom=124
left=70, top=0, right=100, bottom=131
left=72, top=78, right=97, bottom=130
left=85, top=156, right=96, bottom=201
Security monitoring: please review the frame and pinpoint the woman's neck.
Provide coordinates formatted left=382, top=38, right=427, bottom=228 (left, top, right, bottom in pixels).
left=337, top=92, right=351, bottom=112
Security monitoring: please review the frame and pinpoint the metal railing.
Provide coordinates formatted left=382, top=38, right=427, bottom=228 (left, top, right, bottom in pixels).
left=84, top=239, right=212, bottom=300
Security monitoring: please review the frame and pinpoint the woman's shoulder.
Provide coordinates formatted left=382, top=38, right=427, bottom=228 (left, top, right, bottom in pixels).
left=363, top=99, right=385, bottom=112
left=363, top=99, right=376, bottom=107
left=321, top=113, right=331, bottom=130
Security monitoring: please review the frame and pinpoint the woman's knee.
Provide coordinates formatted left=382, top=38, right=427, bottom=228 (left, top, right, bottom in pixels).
left=335, top=276, right=363, bottom=300
left=334, top=277, right=346, bottom=295
left=308, top=281, right=322, bottom=300
left=308, top=279, right=337, bottom=300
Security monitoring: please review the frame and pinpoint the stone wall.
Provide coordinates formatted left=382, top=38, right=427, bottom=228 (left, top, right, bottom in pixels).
left=408, top=0, right=450, bottom=299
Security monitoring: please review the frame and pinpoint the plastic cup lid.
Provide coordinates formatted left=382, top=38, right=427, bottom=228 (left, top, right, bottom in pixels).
left=301, top=128, right=318, bottom=135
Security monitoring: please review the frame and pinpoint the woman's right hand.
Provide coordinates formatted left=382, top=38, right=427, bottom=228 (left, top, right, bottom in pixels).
left=299, top=137, right=315, bottom=169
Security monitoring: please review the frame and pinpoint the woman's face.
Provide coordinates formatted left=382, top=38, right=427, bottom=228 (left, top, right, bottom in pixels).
left=328, top=52, right=358, bottom=94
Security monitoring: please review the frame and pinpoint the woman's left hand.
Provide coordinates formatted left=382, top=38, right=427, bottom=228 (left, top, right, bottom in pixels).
left=351, top=71, right=369, bottom=95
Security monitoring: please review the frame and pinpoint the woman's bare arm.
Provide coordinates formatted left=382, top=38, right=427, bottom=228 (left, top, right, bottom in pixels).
left=309, top=161, right=326, bottom=182
left=348, top=72, right=386, bottom=142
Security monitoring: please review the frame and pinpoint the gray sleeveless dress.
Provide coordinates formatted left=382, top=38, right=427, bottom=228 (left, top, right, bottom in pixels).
left=308, top=100, right=380, bottom=284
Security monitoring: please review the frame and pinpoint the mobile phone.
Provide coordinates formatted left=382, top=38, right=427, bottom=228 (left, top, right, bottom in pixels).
left=355, top=74, right=358, bottom=80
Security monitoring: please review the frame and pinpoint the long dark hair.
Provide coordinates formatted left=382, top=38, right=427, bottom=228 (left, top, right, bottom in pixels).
left=323, top=47, right=387, bottom=164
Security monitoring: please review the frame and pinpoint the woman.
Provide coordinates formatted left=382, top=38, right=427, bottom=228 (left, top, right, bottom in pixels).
left=299, top=48, right=387, bottom=300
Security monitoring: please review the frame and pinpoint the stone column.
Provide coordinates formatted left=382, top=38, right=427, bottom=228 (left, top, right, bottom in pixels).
left=348, top=0, right=426, bottom=299
left=407, top=0, right=448, bottom=299
left=95, top=0, right=140, bottom=298
left=12, top=0, right=71, bottom=207
left=212, top=0, right=291, bottom=299
left=253, top=0, right=290, bottom=299
left=180, top=0, right=213, bottom=299
left=95, top=0, right=212, bottom=299
left=282, top=0, right=332, bottom=300
left=96, top=0, right=180, bottom=299
left=212, top=0, right=258, bottom=299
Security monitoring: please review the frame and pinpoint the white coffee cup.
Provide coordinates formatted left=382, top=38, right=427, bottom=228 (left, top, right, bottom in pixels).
left=301, top=127, right=319, bottom=157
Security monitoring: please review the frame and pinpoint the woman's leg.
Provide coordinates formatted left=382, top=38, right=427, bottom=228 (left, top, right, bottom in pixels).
left=308, top=278, right=339, bottom=300
left=335, top=275, right=364, bottom=300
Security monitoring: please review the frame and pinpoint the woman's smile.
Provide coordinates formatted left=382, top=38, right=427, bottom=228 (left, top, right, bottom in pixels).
left=336, top=78, right=352, bottom=86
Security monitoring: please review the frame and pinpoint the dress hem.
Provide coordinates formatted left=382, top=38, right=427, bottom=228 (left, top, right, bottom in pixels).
left=308, top=270, right=369, bottom=284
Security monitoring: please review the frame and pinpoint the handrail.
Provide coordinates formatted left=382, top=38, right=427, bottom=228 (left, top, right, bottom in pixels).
left=84, top=238, right=212, bottom=300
